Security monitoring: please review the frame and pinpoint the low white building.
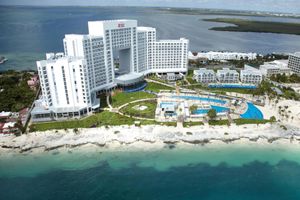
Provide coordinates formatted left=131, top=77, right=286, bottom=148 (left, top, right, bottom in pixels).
left=240, top=65, right=263, bottom=84
left=189, top=51, right=257, bottom=61
left=216, top=68, right=239, bottom=83
left=259, top=60, right=291, bottom=77
left=288, top=52, right=300, bottom=75
left=193, top=68, right=216, bottom=83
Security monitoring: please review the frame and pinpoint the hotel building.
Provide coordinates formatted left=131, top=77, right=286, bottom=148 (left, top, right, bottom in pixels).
left=240, top=65, right=263, bottom=84
left=189, top=51, right=257, bottom=61
left=259, top=60, right=291, bottom=77
left=32, top=19, right=189, bottom=121
left=288, top=52, right=300, bottom=75
left=216, top=68, right=239, bottom=83
left=193, top=68, right=216, bottom=83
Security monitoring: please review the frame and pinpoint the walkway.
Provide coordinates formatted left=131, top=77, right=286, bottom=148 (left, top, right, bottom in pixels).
left=145, top=78, right=176, bottom=89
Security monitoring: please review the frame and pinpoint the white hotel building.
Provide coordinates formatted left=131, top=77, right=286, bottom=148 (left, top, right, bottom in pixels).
left=240, top=65, right=263, bottom=84
left=189, top=51, right=257, bottom=61
left=32, top=19, right=189, bottom=121
left=259, top=60, right=291, bottom=77
left=193, top=68, right=216, bottom=83
left=216, top=68, right=239, bottom=83
left=288, top=52, right=300, bottom=75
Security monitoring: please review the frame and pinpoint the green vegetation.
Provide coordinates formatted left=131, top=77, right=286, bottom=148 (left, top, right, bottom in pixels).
left=270, top=116, right=277, bottom=122
left=183, top=121, right=204, bottom=127
left=176, top=79, right=188, bottom=86
left=120, top=100, right=157, bottom=119
left=280, top=125, right=288, bottom=131
left=207, top=109, right=217, bottom=120
left=0, top=70, right=36, bottom=112
left=31, top=111, right=136, bottom=131
left=186, top=77, right=197, bottom=85
left=270, top=74, right=300, bottom=83
left=159, top=7, right=300, bottom=18
left=203, top=18, right=300, bottom=36
left=189, top=105, right=198, bottom=113
left=208, top=119, right=230, bottom=126
left=185, top=84, right=258, bottom=95
left=280, top=87, right=300, bottom=100
left=158, top=122, right=177, bottom=127
left=147, top=75, right=168, bottom=84
left=233, top=119, right=272, bottom=125
left=145, top=82, right=174, bottom=93
left=31, top=111, right=167, bottom=131
left=111, top=91, right=156, bottom=107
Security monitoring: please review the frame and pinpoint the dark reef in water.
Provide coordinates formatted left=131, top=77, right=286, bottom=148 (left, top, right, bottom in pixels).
left=1, top=160, right=300, bottom=200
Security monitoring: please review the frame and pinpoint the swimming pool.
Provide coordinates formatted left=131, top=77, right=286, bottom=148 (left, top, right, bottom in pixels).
left=208, top=84, right=257, bottom=89
left=193, top=105, right=229, bottom=115
left=172, top=96, right=226, bottom=104
left=240, top=102, right=264, bottom=120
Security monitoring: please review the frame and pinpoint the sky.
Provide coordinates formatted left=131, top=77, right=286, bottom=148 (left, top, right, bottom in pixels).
left=1, top=0, right=300, bottom=14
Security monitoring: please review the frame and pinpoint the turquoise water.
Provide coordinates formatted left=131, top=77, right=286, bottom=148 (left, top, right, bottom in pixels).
left=209, top=84, right=257, bottom=89
left=173, top=96, right=227, bottom=104
left=1, top=145, right=300, bottom=199
left=193, top=105, right=229, bottom=114
left=241, top=102, right=264, bottom=120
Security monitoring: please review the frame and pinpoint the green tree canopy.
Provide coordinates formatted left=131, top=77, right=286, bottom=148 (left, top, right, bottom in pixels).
left=207, top=109, right=217, bottom=120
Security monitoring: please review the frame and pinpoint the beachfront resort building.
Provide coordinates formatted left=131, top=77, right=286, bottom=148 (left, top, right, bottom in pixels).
left=240, top=65, right=263, bottom=84
left=188, top=51, right=257, bottom=61
left=193, top=68, right=216, bottom=83
left=288, top=52, right=300, bottom=75
left=32, top=19, right=189, bottom=121
left=216, top=68, right=239, bottom=83
left=259, top=60, right=291, bottom=77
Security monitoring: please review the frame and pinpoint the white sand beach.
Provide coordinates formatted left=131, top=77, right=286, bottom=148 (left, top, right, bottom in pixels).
left=1, top=123, right=300, bottom=155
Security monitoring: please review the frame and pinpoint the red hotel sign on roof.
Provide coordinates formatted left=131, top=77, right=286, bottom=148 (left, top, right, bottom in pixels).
left=118, top=22, right=125, bottom=28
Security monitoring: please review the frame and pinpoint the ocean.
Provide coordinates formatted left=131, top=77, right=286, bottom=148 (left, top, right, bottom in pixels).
left=1, top=144, right=300, bottom=199
left=1, top=6, right=300, bottom=199
left=1, top=6, right=300, bottom=71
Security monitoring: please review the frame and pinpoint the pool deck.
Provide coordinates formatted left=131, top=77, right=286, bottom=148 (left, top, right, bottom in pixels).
left=156, top=92, right=261, bottom=122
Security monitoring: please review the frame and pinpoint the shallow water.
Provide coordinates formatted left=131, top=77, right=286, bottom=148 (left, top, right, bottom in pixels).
left=1, top=144, right=300, bottom=199
left=1, top=6, right=300, bottom=71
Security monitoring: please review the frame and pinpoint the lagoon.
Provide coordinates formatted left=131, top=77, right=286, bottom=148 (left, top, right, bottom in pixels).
left=1, top=6, right=300, bottom=71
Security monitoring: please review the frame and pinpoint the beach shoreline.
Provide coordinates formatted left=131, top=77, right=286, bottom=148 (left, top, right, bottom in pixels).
left=1, top=123, right=300, bottom=156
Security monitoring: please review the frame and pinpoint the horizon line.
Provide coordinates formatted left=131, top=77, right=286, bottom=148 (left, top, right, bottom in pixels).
left=0, top=4, right=299, bottom=15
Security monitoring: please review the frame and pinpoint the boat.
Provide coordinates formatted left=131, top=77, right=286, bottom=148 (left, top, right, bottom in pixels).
left=0, top=56, right=8, bottom=64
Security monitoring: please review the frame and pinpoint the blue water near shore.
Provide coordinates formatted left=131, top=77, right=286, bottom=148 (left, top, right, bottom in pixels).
left=1, top=146, right=300, bottom=199
left=1, top=6, right=300, bottom=71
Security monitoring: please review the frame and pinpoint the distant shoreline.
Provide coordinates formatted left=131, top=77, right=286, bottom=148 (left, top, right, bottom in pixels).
left=203, top=18, right=300, bottom=36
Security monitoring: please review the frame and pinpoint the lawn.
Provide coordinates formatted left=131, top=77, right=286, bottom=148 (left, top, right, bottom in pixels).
left=234, top=118, right=271, bottom=125
left=111, top=91, right=156, bottom=107
left=186, top=77, right=198, bottom=85
left=183, top=121, right=204, bottom=127
left=185, top=84, right=259, bottom=95
left=120, top=100, right=157, bottom=119
left=145, top=82, right=174, bottom=93
left=30, top=111, right=174, bottom=131
left=147, top=75, right=168, bottom=84
left=208, top=119, right=230, bottom=126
